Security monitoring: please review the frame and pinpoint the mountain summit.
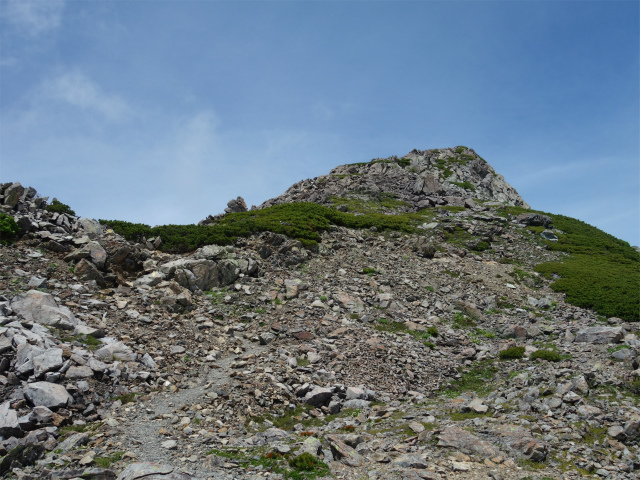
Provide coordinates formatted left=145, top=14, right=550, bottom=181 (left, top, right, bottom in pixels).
left=259, top=146, right=529, bottom=212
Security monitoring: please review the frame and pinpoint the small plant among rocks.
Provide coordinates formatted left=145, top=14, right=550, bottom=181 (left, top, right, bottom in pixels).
left=426, top=326, right=439, bottom=337
left=0, top=213, right=19, bottom=244
left=288, top=452, right=331, bottom=478
left=499, top=346, right=526, bottom=360
left=530, top=349, right=561, bottom=362
left=94, top=451, right=124, bottom=468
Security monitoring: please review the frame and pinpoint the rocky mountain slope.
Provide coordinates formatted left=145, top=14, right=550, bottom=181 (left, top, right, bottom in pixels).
left=0, top=148, right=639, bottom=480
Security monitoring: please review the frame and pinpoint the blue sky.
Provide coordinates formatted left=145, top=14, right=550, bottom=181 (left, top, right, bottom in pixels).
left=1, top=0, right=638, bottom=246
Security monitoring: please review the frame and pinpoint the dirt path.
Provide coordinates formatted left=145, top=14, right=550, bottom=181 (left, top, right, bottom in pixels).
left=105, top=339, right=271, bottom=480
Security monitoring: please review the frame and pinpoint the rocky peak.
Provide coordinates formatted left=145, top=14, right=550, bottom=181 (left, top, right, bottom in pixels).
left=258, top=146, right=529, bottom=213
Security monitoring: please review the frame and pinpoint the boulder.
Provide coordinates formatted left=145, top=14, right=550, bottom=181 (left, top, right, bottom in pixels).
left=326, top=435, right=365, bottom=467
left=77, top=218, right=105, bottom=238
left=575, top=326, right=624, bottom=344
left=24, top=382, right=72, bottom=409
left=0, top=401, right=20, bottom=437
left=65, top=241, right=108, bottom=268
left=437, top=425, right=501, bottom=457
left=57, top=432, right=89, bottom=452
left=516, top=213, right=552, bottom=228
left=95, top=342, right=137, bottom=362
left=3, top=182, right=24, bottom=208
left=224, top=196, right=247, bottom=213
left=11, top=290, right=77, bottom=330
left=75, top=258, right=106, bottom=286
left=303, top=387, right=332, bottom=407
left=414, top=237, right=436, bottom=259
left=33, top=348, right=64, bottom=377
left=491, top=424, right=547, bottom=461
left=65, top=365, right=94, bottom=380
left=193, top=245, right=231, bottom=260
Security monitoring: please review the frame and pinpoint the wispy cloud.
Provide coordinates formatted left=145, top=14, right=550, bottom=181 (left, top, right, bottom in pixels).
left=40, top=70, right=132, bottom=121
left=2, top=0, right=65, bottom=36
left=507, top=156, right=613, bottom=186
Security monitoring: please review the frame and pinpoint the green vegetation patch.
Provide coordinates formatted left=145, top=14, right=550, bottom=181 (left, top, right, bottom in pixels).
left=498, top=206, right=640, bottom=321
left=440, top=359, right=499, bottom=397
left=94, top=452, right=123, bottom=468
left=0, top=213, right=19, bottom=244
left=249, top=404, right=360, bottom=432
left=432, top=151, right=475, bottom=178
left=449, top=411, right=488, bottom=421
left=328, top=192, right=413, bottom=214
left=46, top=199, right=76, bottom=216
left=499, top=346, right=525, bottom=360
left=101, top=202, right=419, bottom=253
left=374, top=319, right=437, bottom=342
left=451, top=181, right=476, bottom=192
left=207, top=448, right=330, bottom=480
left=508, top=267, right=543, bottom=288
left=529, top=349, right=561, bottom=362
left=451, top=312, right=476, bottom=329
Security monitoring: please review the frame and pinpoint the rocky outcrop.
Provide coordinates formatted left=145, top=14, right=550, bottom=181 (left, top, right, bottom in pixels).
left=255, top=146, right=529, bottom=213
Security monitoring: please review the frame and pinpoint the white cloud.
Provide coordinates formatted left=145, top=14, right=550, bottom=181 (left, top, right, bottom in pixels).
left=2, top=0, right=65, bottom=36
left=161, top=111, right=222, bottom=188
left=40, top=70, right=131, bottom=120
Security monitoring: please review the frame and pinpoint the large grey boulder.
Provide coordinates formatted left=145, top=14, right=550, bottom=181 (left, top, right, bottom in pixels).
left=575, top=326, right=624, bottom=344
left=77, top=218, right=104, bottom=238
left=194, top=245, right=231, bottom=260
left=15, top=343, right=45, bottom=376
left=74, top=258, right=106, bottom=286
left=4, top=182, right=24, bottom=208
left=33, top=348, right=64, bottom=377
left=24, top=382, right=72, bottom=409
left=517, top=213, right=552, bottom=228
left=11, top=290, right=77, bottom=330
left=224, top=196, right=247, bottom=213
left=303, top=387, right=332, bottom=407
left=65, top=241, right=108, bottom=268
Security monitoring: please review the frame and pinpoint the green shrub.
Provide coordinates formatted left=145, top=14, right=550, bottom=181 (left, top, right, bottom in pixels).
left=451, top=180, right=476, bottom=192
left=46, top=199, right=76, bottom=216
left=101, top=202, right=418, bottom=254
left=288, top=452, right=330, bottom=475
left=496, top=206, right=639, bottom=322
left=423, top=341, right=435, bottom=349
left=396, top=157, right=411, bottom=167
left=362, top=267, right=377, bottom=275
left=530, top=349, right=561, bottom=362
left=0, top=213, right=19, bottom=244
left=440, top=359, right=498, bottom=397
left=426, top=326, right=439, bottom=337
left=499, top=346, right=525, bottom=360
left=474, top=241, right=490, bottom=252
